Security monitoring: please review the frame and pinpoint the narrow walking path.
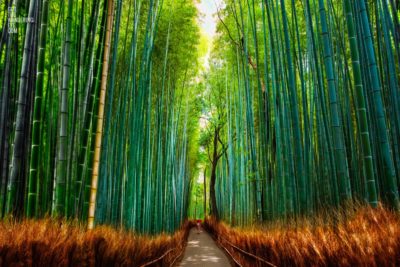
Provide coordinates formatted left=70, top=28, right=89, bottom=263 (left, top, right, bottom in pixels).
left=177, top=227, right=232, bottom=266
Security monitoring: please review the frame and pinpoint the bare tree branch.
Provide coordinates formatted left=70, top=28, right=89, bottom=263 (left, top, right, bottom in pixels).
left=216, top=131, right=229, bottom=160
left=215, top=5, right=266, bottom=92
left=206, top=143, right=212, bottom=163
left=215, top=6, right=241, bottom=48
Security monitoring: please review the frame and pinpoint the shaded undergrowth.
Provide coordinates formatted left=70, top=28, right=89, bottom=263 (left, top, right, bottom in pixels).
left=204, top=206, right=400, bottom=267
left=0, top=218, right=193, bottom=266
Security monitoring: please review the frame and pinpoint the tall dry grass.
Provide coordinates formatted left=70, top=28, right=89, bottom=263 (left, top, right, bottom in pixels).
left=204, top=206, right=400, bottom=267
left=0, top=218, right=193, bottom=267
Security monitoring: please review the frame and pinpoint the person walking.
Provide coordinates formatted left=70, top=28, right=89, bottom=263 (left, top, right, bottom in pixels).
left=196, top=219, right=202, bottom=234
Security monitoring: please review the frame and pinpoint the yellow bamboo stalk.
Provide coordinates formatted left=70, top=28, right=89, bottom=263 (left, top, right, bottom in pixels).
left=88, top=0, right=114, bottom=230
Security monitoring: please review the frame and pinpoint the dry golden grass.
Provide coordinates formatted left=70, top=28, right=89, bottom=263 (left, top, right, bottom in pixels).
left=0, top=218, right=193, bottom=267
left=204, top=206, right=400, bottom=267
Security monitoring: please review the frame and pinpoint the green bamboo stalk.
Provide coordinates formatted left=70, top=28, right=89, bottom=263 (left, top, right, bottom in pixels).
left=88, top=0, right=114, bottom=230
left=357, top=0, right=399, bottom=209
left=27, top=0, right=50, bottom=218
left=318, top=0, right=351, bottom=202
left=7, top=0, right=37, bottom=215
left=279, top=0, right=306, bottom=214
left=341, top=0, right=378, bottom=206
left=54, top=0, right=73, bottom=216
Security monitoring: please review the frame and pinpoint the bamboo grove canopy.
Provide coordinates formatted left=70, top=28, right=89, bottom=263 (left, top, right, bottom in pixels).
left=195, top=0, right=400, bottom=226
left=0, top=0, right=201, bottom=234
left=0, top=0, right=400, bottom=234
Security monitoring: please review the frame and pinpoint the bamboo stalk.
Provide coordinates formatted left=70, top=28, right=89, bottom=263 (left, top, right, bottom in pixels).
left=88, top=0, right=114, bottom=230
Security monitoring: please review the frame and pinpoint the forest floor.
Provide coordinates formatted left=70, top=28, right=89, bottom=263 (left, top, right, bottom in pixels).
left=0, top=219, right=192, bottom=266
left=177, top=227, right=232, bottom=266
left=204, top=206, right=400, bottom=267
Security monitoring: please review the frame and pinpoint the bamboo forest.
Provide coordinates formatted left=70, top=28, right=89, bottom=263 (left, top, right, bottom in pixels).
left=0, top=0, right=400, bottom=266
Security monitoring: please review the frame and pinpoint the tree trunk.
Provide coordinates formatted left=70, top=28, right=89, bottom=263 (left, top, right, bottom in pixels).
left=203, top=167, right=207, bottom=218
left=210, top=161, right=219, bottom=221
left=210, top=127, right=220, bottom=221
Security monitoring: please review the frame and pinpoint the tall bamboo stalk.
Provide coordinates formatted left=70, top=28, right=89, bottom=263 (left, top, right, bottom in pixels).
left=7, top=0, right=37, bottom=215
left=27, top=0, right=50, bottom=218
left=54, top=0, right=73, bottom=216
left=358, top=0, right=399, bottom=209
left=342, top=0, right=378, bottom=206
left=88, top=0, right=114, bottom=230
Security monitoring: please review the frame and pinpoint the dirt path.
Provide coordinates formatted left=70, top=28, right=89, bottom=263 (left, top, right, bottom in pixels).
left=177, top=228, right=232, bottom=266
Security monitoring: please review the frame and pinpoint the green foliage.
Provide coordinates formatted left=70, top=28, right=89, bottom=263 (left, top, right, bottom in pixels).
left=0, top=0, right=202, bottom=234
left=94, top=0, right=201, bottom=233
left=206, top=0, right=400, bottom=226
left=1, top=0, right=400, bottom=233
